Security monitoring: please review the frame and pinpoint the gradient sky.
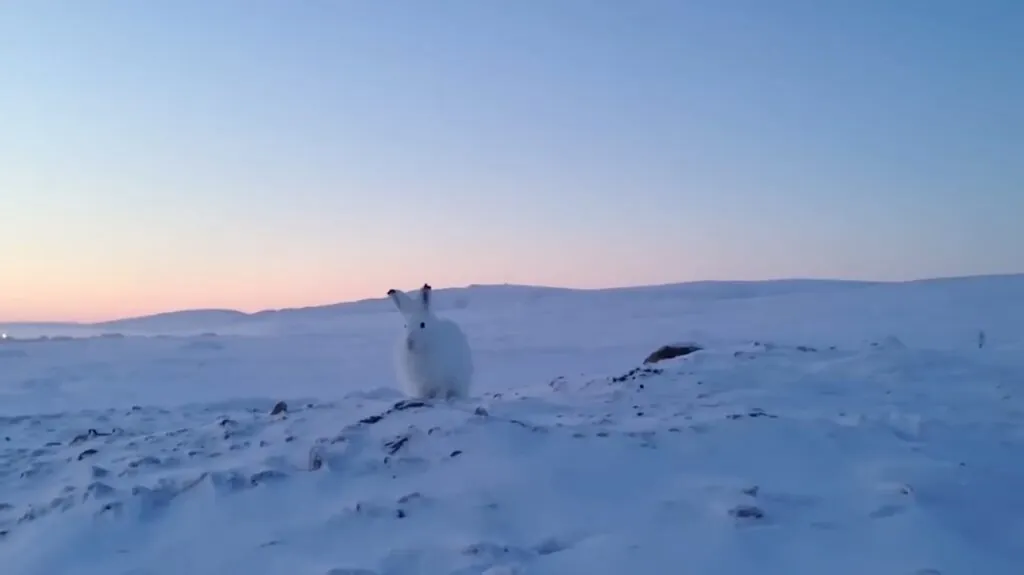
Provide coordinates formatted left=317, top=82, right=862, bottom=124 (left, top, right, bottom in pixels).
left=2, top=1, right=1022, bottom=322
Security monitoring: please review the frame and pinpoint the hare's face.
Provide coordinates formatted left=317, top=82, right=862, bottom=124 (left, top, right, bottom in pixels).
left=402, top=312, right=434, bottom=351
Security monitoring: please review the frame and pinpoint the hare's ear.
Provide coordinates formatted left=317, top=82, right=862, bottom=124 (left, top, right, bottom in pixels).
left=419, top=283, right=432, bottom=311
left=387, top=289, right=415, bottom=315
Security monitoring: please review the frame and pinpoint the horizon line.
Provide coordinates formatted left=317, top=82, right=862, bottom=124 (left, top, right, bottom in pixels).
left=4, top=271, right=1021, bottom=326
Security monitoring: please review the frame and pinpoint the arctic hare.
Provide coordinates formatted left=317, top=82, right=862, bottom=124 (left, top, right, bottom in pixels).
left=387, top=283, right=473, bottom=400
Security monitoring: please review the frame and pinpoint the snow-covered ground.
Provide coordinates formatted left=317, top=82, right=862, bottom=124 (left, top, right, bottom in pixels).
left=1, top=275, right=1022, bottom=574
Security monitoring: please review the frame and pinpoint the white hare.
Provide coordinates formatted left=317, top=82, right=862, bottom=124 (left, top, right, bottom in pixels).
left=387, top=283, right=473, bottom=400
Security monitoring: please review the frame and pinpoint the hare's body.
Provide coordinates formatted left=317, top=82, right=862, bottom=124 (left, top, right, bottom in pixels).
left=387, top=284, right=473, bottom=399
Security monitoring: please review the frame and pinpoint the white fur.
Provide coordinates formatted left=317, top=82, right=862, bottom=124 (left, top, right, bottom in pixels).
left=387, top=284, right=473, bottom=400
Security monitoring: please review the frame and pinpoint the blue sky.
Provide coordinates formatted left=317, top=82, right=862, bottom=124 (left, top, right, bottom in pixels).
left=1, top=0, right=1022, bottom=321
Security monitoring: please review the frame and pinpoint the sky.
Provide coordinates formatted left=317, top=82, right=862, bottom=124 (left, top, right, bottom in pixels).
left=2, top=0, right=1022, bottom=322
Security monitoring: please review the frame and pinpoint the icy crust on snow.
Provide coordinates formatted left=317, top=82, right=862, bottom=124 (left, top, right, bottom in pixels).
left=2, top=341, right=1022, bottom=575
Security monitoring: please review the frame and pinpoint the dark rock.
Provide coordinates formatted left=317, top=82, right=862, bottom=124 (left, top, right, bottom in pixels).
left=727, top=408, right=778, bottom=420
left=77, top=448, right=99, bottom=460
left=392, top=399, right=427, bottom=411
left=308, top=448, right=323, bottom=471
left=270, top=401, right=288, bottom=415
left=729, top=504, right=765, bottom=519
left=643, top=344, right=702, bottom=364
left=384, top=434, right=410, bottom=455
left=450, top=450, right=463, bottom=458
left=534, top=537, right=570, bottom=556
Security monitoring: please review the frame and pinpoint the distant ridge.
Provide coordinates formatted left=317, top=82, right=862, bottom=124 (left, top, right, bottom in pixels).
left=2, top=273, right=1021, bottom=332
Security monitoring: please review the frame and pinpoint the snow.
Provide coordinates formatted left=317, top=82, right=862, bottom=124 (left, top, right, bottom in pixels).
left=1, top=274, right=1022, bottom=574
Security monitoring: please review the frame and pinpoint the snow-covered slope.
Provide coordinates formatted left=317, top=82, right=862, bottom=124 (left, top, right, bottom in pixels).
left=1, top=275, right=1022, bottom=574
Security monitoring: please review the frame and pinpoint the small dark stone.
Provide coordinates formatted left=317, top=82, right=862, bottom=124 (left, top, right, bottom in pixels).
left=270, top=401, right=288, bottom=415
left=384, top=435, right=410, bottom=455
left=392, top=399, right=427, bottom=411
left=450, top=450, right=463, bottom=458
left=308, top=450, right=323, bottom=471
left=78, top=448, right=99, bottom=460
left=395, top=509, right=406, bottom=519
left=474, top=407, right=489, bottom=417
left=643, top=344, right=702, bottom=365
left=729, top=504, right=764, bottom=519
left=359, top=414, right=384, bottom=425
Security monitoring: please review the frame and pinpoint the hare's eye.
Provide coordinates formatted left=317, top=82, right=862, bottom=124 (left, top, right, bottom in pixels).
left=419, top=322, right=425, bottom=329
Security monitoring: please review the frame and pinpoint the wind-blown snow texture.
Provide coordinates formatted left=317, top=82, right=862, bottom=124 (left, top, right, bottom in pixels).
left=1, top=275, right=1023, bottom=574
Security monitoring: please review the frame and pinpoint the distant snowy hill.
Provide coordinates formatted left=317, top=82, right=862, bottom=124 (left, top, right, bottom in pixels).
left=1, top=274, right=1021, bottom=340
